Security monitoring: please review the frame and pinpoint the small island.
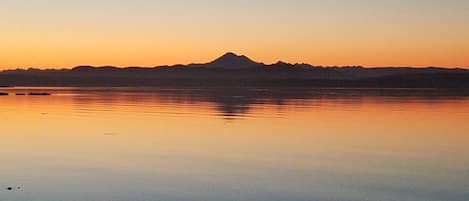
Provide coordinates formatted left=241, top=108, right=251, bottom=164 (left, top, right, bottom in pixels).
left=28, top=92, right=51, bottom=96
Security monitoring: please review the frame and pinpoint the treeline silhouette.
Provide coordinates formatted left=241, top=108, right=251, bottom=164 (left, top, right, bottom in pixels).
left=1, top=53, right=468, bottom=88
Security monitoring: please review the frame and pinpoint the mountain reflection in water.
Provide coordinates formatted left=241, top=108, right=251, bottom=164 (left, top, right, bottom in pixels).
left=63, top=87, right=469, bottom=118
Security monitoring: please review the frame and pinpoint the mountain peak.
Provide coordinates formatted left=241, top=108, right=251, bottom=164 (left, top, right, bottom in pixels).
left=207, top=52, right=261, bottom=69
left=221, top=52, right=239, bottom=58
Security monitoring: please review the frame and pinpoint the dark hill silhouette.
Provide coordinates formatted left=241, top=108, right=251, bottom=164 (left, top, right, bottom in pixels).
left=1, top=52, right=469, bottom=88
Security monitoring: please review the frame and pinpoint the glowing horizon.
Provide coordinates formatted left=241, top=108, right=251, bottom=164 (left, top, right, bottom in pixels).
left=1, top=0, right=468, bottom=69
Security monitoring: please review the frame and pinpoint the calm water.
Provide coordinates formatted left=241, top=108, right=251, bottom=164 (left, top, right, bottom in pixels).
left=1, top=87, right=469, bottom=201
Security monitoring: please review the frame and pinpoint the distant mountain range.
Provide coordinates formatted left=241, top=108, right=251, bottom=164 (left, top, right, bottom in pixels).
left=1, top=52, right=468, bottom=88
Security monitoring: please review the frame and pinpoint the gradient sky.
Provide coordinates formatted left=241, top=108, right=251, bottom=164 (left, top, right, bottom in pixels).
left=1, top=0, right=468, bottom=69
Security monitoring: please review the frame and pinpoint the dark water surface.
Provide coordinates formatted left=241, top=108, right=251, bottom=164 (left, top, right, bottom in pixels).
left=1, top=87, right=468, bottom=201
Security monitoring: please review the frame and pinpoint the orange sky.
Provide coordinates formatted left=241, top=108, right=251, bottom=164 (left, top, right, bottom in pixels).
left=1, top=0, right=468, bottom=69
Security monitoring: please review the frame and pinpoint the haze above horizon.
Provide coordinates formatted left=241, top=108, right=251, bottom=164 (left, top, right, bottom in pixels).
left=1, top=0, right=468, bottom=69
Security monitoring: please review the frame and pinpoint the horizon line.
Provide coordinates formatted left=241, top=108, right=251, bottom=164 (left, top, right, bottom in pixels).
left=1, top=52, right=468, bottom=71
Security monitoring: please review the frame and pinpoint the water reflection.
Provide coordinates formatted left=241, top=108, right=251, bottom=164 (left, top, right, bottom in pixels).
left=0, top=87, right=468, bottom=201
left=64, top=87, right=469, bottom=118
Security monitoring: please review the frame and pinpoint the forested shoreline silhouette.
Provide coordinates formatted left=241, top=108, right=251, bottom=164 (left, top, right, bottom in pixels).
left=1, top=53, right=468, bottom=88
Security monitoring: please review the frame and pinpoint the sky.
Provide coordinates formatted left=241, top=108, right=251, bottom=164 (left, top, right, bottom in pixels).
left=0, top=0, right=468, bottom=69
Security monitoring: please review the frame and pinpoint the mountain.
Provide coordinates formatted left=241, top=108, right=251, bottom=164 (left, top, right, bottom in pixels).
left=0, top=52, right=469, bottom=88
left=205, top=52, right=262, bottom=69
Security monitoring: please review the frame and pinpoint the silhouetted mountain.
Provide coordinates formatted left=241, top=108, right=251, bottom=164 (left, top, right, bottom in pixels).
left=1, top=52, right=468, bottom=88
left=205, top=52, right=262, bottom=69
